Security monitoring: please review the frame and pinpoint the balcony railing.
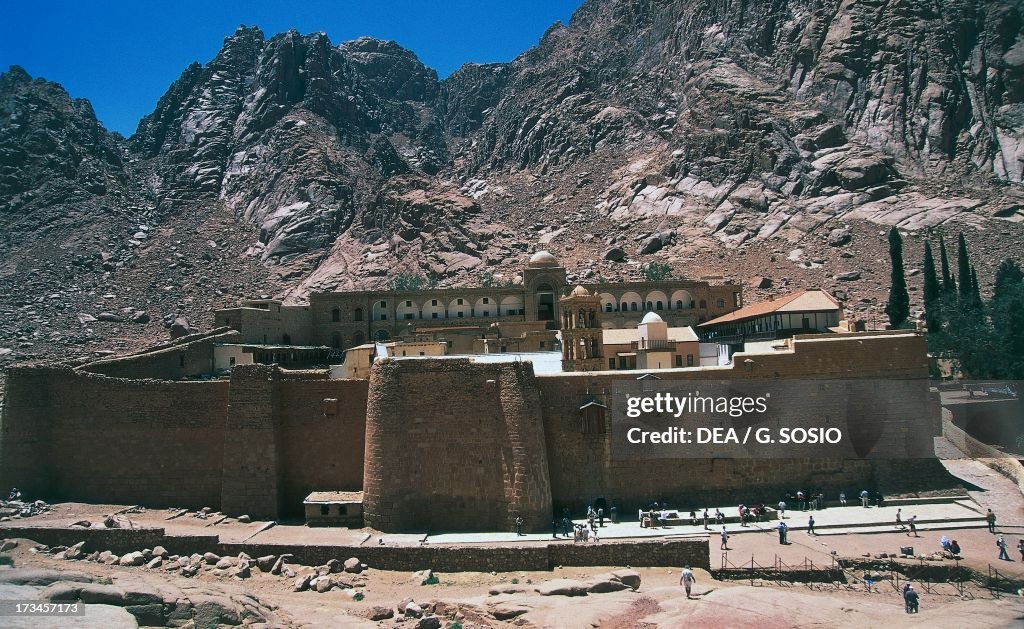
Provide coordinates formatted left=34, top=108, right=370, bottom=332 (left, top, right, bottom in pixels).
left=631, top=339, right=673, bottom=351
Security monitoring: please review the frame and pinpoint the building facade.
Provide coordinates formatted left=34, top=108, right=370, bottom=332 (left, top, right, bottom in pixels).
left=213, top=252, right=743, bottom=351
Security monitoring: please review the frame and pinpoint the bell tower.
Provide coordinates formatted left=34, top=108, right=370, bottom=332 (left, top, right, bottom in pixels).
left=559, top=286, right=604, bottom=372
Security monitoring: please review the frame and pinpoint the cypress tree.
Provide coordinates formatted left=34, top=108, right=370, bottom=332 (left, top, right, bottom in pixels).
left=993, top=259, right=1023, bottom=303
left=957, top=233, right=972, bottom=303
left=885, top=227, right=910, bottom=327
left=970, top=266, right=982, bottom=308
left=922, top=240, right=941, bottom=332
left=939, top=235, right=954, bottom=294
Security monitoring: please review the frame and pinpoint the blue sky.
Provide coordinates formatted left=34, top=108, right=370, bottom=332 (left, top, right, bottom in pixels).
left=1, top=1, right=583, bottom=136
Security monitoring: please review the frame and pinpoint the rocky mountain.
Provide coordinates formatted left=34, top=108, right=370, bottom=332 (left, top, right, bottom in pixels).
left=2, top=0, right=1024, bottom=375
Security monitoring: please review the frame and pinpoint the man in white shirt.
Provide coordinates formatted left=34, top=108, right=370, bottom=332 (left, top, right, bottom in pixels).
left=680, top=565, right=696, bottom=598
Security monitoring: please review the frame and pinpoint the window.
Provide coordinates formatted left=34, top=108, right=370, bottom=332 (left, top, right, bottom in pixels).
left=687, top=354, right=694, bottom=367
left=404, top=313, right=414, bottom=320
left=320, top=505, right=329, bottom=516
left=717, top=299, right=725, bottom=308
left=656, top=301, right=663, bottom=310
left=483, top=297, right=489, bottom=304
left=337, top=504, right=347, bottom=515
left=606, top=303, right=613, bottom=312
left=419, top=351, right=425, bottom=356
left=229, top=357, right=236, bottom=366
left=501, top=345, right=507, bottom=352
left=457, top=298, right=464, bottom=305
left=380, top=300, right=387, bottom=308
left=406, top=300, right=412, bottom=307
left=540, top=341, right=545, bottom=349
left=675, top=300, right=683, bottom=309
left=483, top=310, right=490, bottom=317
left=609, top=358, right=616, bottom=369
left=380, top=313, right=387, bottom=320
left=631, top=302, right=638, bottom=311
left=402, top=351, right=407, bottom=356
left=646, top=301, right=653, bottom=311
left=458, top=312, right=464, bottom=318
left=432, top=312, right=438, bottom=319
left=354, top=308, right=363, bottom=321
left=431, top=299, right=438, bottom=306
left=331, top=308, right=340, bottom=322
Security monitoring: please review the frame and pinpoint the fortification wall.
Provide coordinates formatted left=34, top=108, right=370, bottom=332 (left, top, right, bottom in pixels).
left=0, top=367, right=228, bottom=507
left=363, top=358, right=552, bottom=533
left=277, top=376, right=368, bottom=516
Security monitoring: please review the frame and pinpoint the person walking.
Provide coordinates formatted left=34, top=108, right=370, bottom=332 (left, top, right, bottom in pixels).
left=808, top=515, right=816, bottom=535
left=562, top=516, right=571, bottom=538
left=777, top=500, right=786, bottom=519
left=860, top=489, right=870, bottom=508
left=904, top=585, right=919, bottom=613
left=551, top=519, right=558, bottom=539
left=987, top=509, right=997, bottom=533
left=702, top=509, right=709, bottom=530
left=895, top=508, right=904, bottom=529
left=777, top=520, right=788, bottom=544
left=796, top=490, right=805, bottom=511
left=720, top=526, right=729, bottom=550
left=515, top=516, right=524, bottom=536
left=680, top=565, right=696, bottom=598
left=907, top=515, right=918, bottom=537
left=998, top=534, right=1011, bottom=561
left=839, top=491, right=847, bottom=506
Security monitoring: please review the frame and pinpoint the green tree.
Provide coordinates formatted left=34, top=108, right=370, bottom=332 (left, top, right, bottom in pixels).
left=939, top=235, right=955, bottom=295
left=643, top=262, right=673, bottom=281
left=993, top=259, right=1024, bottom=302
left=957, top=233, right=972, bottom=304
left=885, top=227, right=910, bottom=327
left=389, top=272, right=428, bottom=291
left=922, top=240, right=942, bottom=333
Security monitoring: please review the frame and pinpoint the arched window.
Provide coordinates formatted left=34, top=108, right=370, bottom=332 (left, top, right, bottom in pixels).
left=656, top=301, right=663, bottom=310
left=631, top=302, right=638, bottom=311
left=331, top=308, right=340, bottom=322
left=645, top=301, right=653, bottom=311
left=605, top=302, right=613, bottom=313
left=354, top=308, right=363, bottom=322
left=675, top=300, right=683, bottom=309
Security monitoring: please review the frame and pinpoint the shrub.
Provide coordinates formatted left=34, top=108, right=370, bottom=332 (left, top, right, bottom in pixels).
left=643, top=262, right=673, bottom=281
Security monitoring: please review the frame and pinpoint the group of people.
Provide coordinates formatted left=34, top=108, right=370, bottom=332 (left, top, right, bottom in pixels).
left=548, top=506, right=607, bottom=541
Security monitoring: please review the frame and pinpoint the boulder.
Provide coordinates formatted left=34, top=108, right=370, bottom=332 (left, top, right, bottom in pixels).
left=271, top=553, right=294, bottom=575
left=96, top=312, right=125, bottom=323
left=836, top=270, right=861, bottom=281
left=256, top=555, right=277, bottom=572
left=202, top=552, right=220, bottom=565
left=0, top=540, right=17, bottom=552
left=237, top=514, right=251, bottom=523
left=215, top=556, right=237, bottom=569
left=229, top=561, right=251, bottom=579
left=828, top=228, right=852, bottom=246
left=365, top=605, right=394, bottom=621
left=118, top=552, right=145, bottom=567
left=169, top=316, right=192, bottom=339
left=412, top=569, right=434, bottom=585
left=487, top=601, right=532, bottom=620
left=610, top=569, right=642, bottom=590
left=145, top=557, right=163, bottom=569
left=62, top=541, right=86, bottom=560
left=536, top=578, right=590, bottom=596
left=343, top=557, right=362, bottom=573
left=586, top=577, right=631, bottom=593
left=416, top=617, right=441, bottom=629
left=324, top=558, right=342, bottom=573
left=78, top=584, right=126, bottom=605
left=314, top=576, right=334, bottom=593
left=180, top=563, right=200, bottom=578
left=99, top=551, right=119, bottom=565
left=405, top=601, right=424, bottom=617
left=190, top=594, right=241, bottom=627
left=40, top=582, right=83, bottom=601
left=151, top=546, right=168, bottom=558
left=748, top=276, right=772, bottom=289
left=130, top=311, right=150, bottom=324
left=602, top=246, right=626, bottom=262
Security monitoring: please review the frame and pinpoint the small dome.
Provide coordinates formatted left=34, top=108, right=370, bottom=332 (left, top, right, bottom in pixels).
left=570, top=285, right=589, bottom=297
left=527, top=250, right=559, bottom=268
left=640, top=311, right=664, bottom=324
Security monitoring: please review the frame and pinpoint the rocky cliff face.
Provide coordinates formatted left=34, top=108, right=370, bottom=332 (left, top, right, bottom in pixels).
left=1, top=0, right=1023, bottom=370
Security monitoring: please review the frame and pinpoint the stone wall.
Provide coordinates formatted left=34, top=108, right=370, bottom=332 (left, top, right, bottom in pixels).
left=363, top=358, right=553, bottom=533
left=0, top=367, right=228, bottom=507
left=0, top=526, right=711, bottom=571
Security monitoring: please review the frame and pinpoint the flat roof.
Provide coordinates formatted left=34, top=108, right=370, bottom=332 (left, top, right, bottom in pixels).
left=392, top=351, right=565, bottom=374
left=305, top=491, right=364, bottom=504
left=603, top=326, right=699, bottom=345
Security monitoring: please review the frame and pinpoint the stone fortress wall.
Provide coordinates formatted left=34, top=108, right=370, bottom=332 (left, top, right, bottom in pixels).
left=0, top=329, right=952, bottom=530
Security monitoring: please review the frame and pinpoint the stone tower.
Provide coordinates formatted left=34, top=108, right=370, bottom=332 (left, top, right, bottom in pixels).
left=559, top=286, right=604, bottom=372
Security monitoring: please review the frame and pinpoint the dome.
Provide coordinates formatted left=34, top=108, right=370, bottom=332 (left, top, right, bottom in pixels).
left=527, top=250, right=559, bottom=268
left=640, top=311, right=664, bottom=324
left=570, top=285, right=590, bottom=297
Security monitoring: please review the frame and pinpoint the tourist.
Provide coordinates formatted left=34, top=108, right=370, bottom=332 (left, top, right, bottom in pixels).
left=950, top=540, right=961, bottom=556
left=659, top=509, right=670, bottom=527
left=895, top=508, right=904, bottom=529
left=777, top=500, right=786, bottom=519
left=739, top=504, right=747, bottom=527
left=641, top=512, right=652, bottom=528
left=610, top=506, right=617, bottom=524
left=590, top=521, right=599, bottom=543
left=839, top=491, right=847, bottom=506
left=515, top=516, right=524, bottom=536
left=875, top=491, right=884, bottom=507
left=703, top=508, right=709, bottom=530
left=680, top=565, right=696, bottom=598
left=864, top=571, right=875, bottom=592
left=808, top=515, right=816, bottom=535
left=796, top=490, right=805, bottom=511
left=998, top=534, right=1011, bottom=561
left=598, top=507, right=604, bottom=527
left=904, top=585, right=919, bottom=613
left=562, top=516, right=571, bottom=537
left=817, top=492, right=824, bottom=510
left=720, top=527, right=729, bottom=550
left=987, top=509, right=997, bottom=533
left=860, top=489, right=870, bottom=507
left=907, top=515, right=918, bottom=537
left=551, top=519, right=558, bottom=539
left=715, top=509, right=724, bottom=524
left=689, top=510, right=697, bottom=526
left=940, top=535, right=952, bottom=553
left=777, top=520, right=788, bottom=544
